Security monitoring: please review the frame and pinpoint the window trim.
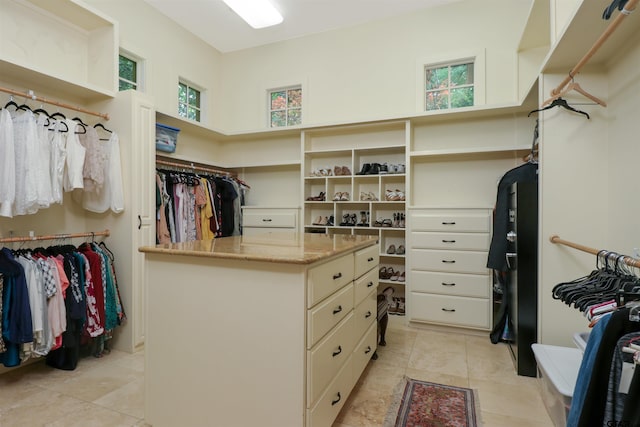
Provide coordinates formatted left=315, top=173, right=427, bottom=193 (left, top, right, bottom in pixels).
left=178, top=79, right=204, bottom=123
left=415, top=49, right=485, bottom=112
left=118, top=49, right=145, bottom=92
left=424, top=60, right=475, bottom=111
left=267, top=85, right=303, bottom=128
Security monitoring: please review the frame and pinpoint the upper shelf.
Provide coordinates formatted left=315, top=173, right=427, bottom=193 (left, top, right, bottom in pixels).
left=543, top=0, right=640, bottom=72
left=0, top=0, right=118, bottom=101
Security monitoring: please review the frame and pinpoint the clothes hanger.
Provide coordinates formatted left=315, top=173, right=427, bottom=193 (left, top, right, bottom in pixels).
left=3, top=96, right=19, bottom=111
left=72, top=116, right=87, bottom=134
left=94, top=122, right=112, bottom=133
left=527, top=97, right=590, bottom=119
left=541, top=81, right=606, bottom=108
left=50, top=111, right=66, bottom=120
left=603, top=0, right=629, bottom=19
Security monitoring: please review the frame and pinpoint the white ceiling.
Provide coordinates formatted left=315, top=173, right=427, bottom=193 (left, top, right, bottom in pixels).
left=143, top=0, right=460, bottom=53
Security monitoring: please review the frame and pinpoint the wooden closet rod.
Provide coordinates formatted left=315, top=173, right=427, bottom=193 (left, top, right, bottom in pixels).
left=156, top=157, right=233, bottom=177
left=551, top=0, right=640, bottom=96
left=0, top=86, right=109, bottom=120
left=0, top=229, right=110, bottom=244
left=549, top=234, right=640, bottom=268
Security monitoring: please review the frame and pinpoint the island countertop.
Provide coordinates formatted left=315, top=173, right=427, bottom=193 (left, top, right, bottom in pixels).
left=138, top=232, right=378, bottom=264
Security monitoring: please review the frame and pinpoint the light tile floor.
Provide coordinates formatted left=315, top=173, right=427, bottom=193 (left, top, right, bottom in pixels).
left=0, top=318, right=554, bottom=426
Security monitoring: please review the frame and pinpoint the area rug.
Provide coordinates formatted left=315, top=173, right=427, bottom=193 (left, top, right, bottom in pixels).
left=383, top=376, right=482, bottom=427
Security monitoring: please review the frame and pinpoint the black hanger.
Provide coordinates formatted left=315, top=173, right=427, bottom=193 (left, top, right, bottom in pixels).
left=72, top=117, right=87, bottom=134
left=33, top=106, right=50, bottom=117
left=3, top=98, right=19, bottom=111
left=48, top=120, right=69, bottom=133
left=94, top=123, right=112, bottom=133
left=527, top=97, right=590, bottom=119
left=17, top=103, right=32, bottom=111
left=603, top=0, right=628, bottom=19
left=50, top=112, right=66, bottom=120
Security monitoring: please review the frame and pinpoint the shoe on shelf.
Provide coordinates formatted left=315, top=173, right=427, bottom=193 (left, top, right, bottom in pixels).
left=357, top=211, right=369, bottom=227
left=397, top=164, right=406, bottom=174
left=396, top=245, right=405, bottom=255
left=349, top=213, right=357, bottom=226
left=342, top=166, right=351, bottom=176
left=334, top=166, right=343, bottom=176
left=386, top=244, right=396, bottom=254
left=398, top=272, right=405, bottom=282
left=379, top=266, right=388, bottom=279
left=312, top=216, right=323, bottom=225
left=327, top=215, right=334, bottom=226
left=306, top=191, right=325, bottom=201
left=340, top=192, right=350, bottom=201
left=333, top=192, right=343, bottom=201
left=379, top=163, right=389, bottom=174
left=399, top=213, right=405, bottom=228
left=339, top=214, right=351, bottom=226
left=367, top=163, right=381, bottom=175
left=390, top=270, right=400, bottom=281
left=356, top=163, right=372, bottom=175
left=397, top=298, right=406, bottom=316
left=388, top=298, right=399, bottom=315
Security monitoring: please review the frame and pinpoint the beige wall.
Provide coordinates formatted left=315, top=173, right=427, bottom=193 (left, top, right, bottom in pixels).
left=85, top=0, right=532, bottom=134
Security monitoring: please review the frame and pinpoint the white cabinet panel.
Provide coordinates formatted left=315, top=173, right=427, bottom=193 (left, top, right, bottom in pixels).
left=411, top=249, right=489, bottom=274
left=410, top=293, right=491, bottom=329
left=410, top=271, right=490, bottom=298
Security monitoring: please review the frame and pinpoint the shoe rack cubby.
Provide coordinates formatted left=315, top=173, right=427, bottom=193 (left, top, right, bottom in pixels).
left=302, top=121, right=408, bottom=295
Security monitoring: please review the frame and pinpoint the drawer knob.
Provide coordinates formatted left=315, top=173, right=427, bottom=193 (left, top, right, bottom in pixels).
left=332, top=346, right=342, bottom=357
left=365, top=346, right=372, bottom=354
left=333, top=305, right=343, bottom=315
left=333, top=272, right=342, bottom=280
left=442, top=282, right=456, bottom=287
left=442, top=221, right=456, bottom=225
left=442, top=260, right=456, bottom=264
left=442, top=239, right=456, bottom=243
left=442, top=308, right=456, bottom=312
left=367, top=257, right=374, bottom=262
left=262, top=218, right=272, bottom=222
left=331, top=392, right=341, bottom=406
left=367, top=281, right=374, bottom=288
left=365, top=311, right=372, bottom=318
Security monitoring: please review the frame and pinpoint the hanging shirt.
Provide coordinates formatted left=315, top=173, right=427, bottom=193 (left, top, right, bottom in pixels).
left=12, top=109, right=39, bottom=216
left=49, top=119, right=67, bottom=205
left=0, top=109, right=15, bottom=217
left=63, top=119, right=86, bottom=192
left=34, top=113, right=53, bottom=209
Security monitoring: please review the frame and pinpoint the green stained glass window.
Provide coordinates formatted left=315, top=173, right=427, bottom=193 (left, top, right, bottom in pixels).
left=425, top=61, right=474, bottom=111
left=269, top=86, right=302, bottom=127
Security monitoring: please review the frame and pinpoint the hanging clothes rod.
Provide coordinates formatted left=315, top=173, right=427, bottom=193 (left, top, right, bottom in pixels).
left=0, top=229, right=110, bottom=244
left=0, top=86, right=110, bottom=121
left=549, top=234, right=640, bottom=268
left=550, top=0, right=639, bottom=97
left=156, top=157, right=233, bottom=177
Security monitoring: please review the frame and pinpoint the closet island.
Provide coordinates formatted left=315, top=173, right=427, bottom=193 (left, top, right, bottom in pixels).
left=139, top=232, right=379, bottom=427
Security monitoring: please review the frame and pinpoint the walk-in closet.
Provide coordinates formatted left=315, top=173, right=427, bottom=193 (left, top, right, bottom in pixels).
left=1, top=0, right=640, bottom=426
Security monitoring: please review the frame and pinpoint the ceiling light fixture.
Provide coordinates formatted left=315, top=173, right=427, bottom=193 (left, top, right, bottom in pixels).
left=222, top=0, right=283, bottom=29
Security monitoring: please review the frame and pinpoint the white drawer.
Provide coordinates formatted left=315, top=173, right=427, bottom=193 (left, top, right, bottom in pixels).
left=353, top=290, right=376, bottom=341
left=411, top=249, right=489, bottom=274
left=308, top=254, right=355, bottom=308
left=354, top=244, right=379, bottom=278
left=352, top=323, right=376, bottom=387
left=243, top=210, right=297, bottom=228
left=411, top=271, right=490, bottom=298
left=411, top=210, right=490, bottom=232
left=354, top=267, right=378, bottom=307
left=307, top=313, right=354, bottom=406
left=411, top=232, right=490, bottom=251
left=307, top=284, right=354, bottom=348
left=306, top=355, right=353, bottom=427
left=410, top=293, right=491, bottom=329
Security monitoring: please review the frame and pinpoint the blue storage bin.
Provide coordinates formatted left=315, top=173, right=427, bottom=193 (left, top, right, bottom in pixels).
left=156, top=123, right=180, bottom=153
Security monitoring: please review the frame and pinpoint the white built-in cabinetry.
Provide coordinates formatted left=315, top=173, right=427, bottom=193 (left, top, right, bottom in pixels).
left=0, top=0, right=152, bottom=354
left=302, top=122, right=407, bottom=299
left=241, top=207, right=299, bottom=235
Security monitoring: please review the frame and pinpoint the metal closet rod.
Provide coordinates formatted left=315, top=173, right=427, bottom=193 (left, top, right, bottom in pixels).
left=156, top=157, right=233, bottom=177
left=551, top=0, right=640, bottom=96
left=549, top=234, right=640, bottom=268
left=0, top=229, right=110, bottom=244
left=0, top=86, right=110, bottom=120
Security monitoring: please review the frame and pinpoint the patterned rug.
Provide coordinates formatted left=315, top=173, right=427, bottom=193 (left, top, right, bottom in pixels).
left=384, top=377, right=482, bottom=427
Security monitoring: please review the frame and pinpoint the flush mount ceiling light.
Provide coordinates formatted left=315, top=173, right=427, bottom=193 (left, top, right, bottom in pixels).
left=222, top=0, right=283, bottom=29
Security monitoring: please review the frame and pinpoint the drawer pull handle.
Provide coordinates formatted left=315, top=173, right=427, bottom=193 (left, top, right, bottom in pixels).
left=367, top=257, right=374, bottom=262
left=332, top=346, right=342, bottom=357
left=262, top=218, right=272, bottom=222
left=442, top=282, right=456, bottom=287
left=333, top=272, right=342, bottom=280
left=442, top=308, right=456, bottom=312
left=365, top=346, right=372, bottom=354
left=365, top=311, right=372, bottom=318
left=442, top=221, right=456, bottom=225
left=331, top=392, right=341, bottom=406
left=367, top=281, right=374, bottom=288
left=442, top=239, right=456, bottom=243
left=442, top=260, right=456, bottom=264
left=333, top=305, right=343, bottom=315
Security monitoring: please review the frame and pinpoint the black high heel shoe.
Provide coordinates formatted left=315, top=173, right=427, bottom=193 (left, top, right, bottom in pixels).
left=339, top=214, right=350, bottom=226
left=356, top=163, right=372, bottom=175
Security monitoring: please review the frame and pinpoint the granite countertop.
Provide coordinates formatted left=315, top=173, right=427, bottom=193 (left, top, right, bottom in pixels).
left=138, top=232, right=378, bottom=264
